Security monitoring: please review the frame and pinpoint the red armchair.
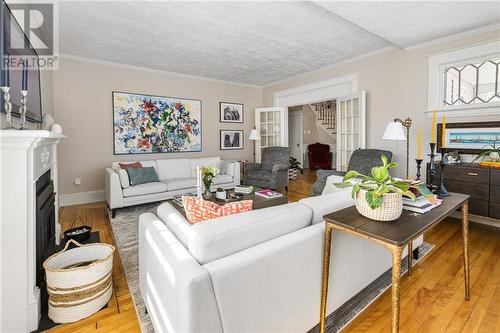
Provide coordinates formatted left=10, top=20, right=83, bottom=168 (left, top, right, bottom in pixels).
left=308, top=143, right=332, bottom=170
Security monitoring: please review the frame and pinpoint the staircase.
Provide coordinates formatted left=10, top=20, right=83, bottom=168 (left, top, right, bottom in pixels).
left=305, top=101, right=336, bottom=140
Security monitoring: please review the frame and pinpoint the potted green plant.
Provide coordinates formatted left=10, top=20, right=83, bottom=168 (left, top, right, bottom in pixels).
left=201, top=166, right=219, bottom=199
left=289, top=157, right=304, bottom=180
left=472, top=141, right=500, bottom=162
left=335, top=155, right=416, bottom=221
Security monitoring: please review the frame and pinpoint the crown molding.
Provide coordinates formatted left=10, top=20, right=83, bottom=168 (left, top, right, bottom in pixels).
left=404, top=22, right=500, bottom=51
left=57, top=54, right=263, bottom=89
left=262, top=45, right=398, bottom=88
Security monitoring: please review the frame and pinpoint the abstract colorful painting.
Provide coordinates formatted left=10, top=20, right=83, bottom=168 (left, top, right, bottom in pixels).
left=113, top=92, right=201, bottom=154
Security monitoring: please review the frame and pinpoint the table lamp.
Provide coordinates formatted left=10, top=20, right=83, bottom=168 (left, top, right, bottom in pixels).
left=383, top=117, right=412, bottom=179
left=248, top=128, right=261, bottom=162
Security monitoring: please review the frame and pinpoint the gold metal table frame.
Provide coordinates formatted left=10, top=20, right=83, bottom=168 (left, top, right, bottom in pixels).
left=319, top=202, right=470, bottom=333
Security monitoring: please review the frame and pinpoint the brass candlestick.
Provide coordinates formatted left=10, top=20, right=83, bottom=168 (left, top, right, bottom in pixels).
left=394, top=117, right=412, bottom=179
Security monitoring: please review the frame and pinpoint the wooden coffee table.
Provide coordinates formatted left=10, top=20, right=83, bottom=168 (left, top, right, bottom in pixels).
left=319, top=193, right=470, bottom=333
left=168, top=188, right=288, bottom=217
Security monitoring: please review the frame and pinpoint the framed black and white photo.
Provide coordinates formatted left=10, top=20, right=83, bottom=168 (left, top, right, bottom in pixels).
left=220, top=102, right=243, bottom=123
left=220, top=130, right=244, bottom=150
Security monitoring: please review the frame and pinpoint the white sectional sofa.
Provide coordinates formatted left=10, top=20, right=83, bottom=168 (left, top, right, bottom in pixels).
left=105, top=157, right=240, bottom=217
left=139, top=190, right=424, bottom=333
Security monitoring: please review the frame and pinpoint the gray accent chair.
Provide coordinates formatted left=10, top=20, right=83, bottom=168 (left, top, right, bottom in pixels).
left=311, top=149, right=393, bottom=196
left=243, top=147, right=290, bottom=190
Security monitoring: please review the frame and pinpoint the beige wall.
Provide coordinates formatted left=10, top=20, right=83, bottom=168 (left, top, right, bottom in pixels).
left=263, top=29, right=500, bottom=178
left=54, top=57, right=262, bottom=194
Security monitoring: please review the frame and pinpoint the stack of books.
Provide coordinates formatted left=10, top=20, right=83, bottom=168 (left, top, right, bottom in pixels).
left=235, top=185, right=254, bottom=194
left=479, top=160, right=500, bottom=168
left=403, top=196, right=442, bottom=214
left=255, top=188, right=283, bottom=199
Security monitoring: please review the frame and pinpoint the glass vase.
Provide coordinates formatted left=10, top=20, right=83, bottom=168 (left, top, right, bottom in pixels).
left=203, top=179, right=212, bottom=199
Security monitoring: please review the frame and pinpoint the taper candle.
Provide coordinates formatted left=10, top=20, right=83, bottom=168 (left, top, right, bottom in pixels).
left=417, top=128, right=422, bottom=159
left=21, top=63, right=27, bottom=90
left=441, top=115, right=447, bottom=148
left=431, top=110, right=437, bottom=143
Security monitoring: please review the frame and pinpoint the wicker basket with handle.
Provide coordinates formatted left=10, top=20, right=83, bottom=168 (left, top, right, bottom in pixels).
left=355, top=189, right=403, bottom=221
left=43, top=239, right=115, bottom=323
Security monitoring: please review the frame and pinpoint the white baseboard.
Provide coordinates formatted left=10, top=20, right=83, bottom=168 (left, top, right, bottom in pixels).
left=59, top=190, right=105, bottom=206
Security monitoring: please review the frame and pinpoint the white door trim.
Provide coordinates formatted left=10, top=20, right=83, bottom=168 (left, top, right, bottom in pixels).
left=288, top=111, right=304, bottom=165
left=273, top=74, right=358, bottom=107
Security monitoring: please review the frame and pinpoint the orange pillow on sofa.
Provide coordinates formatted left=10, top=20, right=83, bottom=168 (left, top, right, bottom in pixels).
left=182, top=196, right=253, bottom=224
left=119, top=161, right=142, bottom=169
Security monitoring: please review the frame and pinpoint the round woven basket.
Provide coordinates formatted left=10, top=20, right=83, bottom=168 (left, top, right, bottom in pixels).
left=43, top=239, right=115, bottom=323
left=355, top=189, right=403, bottom=221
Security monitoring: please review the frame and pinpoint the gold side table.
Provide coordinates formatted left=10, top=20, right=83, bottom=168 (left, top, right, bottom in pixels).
left=319, top=193, right=470, bottom=333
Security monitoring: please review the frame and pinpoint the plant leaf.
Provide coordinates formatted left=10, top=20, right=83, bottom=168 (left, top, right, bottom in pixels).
left=381, top=154, right=388, bottom=166
left=351, top=183, right=361, bottom=199
left=402, top=190, right=416, bottom=201
left=343, top=170, right=364, bottom=181
left=365, top=191, right=383, bottom=210
left=335, top=181, right=353, bottom=188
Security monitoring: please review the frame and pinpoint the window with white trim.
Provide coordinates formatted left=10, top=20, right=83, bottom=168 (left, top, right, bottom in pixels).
left=443, top=57, right=500, bottom=106
left=427, top=41, right=500, bottom=117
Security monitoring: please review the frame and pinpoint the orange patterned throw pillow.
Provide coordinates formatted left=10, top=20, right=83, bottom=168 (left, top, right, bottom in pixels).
left=182, top=196, right=253, bottom=224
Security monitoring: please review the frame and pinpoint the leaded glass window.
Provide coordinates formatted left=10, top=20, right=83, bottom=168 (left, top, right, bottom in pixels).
left=443, top=57, right=500, bottom=106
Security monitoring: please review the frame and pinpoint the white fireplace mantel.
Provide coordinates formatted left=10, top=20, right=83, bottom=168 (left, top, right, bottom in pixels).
left=0, top=130, right=65, bottom=332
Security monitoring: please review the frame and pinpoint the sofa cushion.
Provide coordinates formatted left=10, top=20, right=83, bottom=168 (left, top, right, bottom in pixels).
left=163, top=177, right=197, bottom=191
left=213, top=174, right=234, bottom=185
left=187, top=202, right=312, bottom=264
left=299, top=191, right=354, bottom=225
left=189, top=157, right=221, bottom=177
left=156, top=159, right=191, bottom=180
left=127, top=167, right=159, bottom=186
left=156, top=202, right=194, bottom=246
left=119, top=161, right=142, bottom=169
left=122, top=181, right=167, bottom=197
left=183, top=196, right=253, bottom=224
left=112, top=160, right=157, bottom=171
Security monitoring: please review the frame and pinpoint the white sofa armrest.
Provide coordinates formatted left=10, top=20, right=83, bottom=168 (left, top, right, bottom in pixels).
left=139, top=213, right=223, bottom=333
left=224, top=161, right=240, bottom=186
left=105, top=167, right=123, bottom=209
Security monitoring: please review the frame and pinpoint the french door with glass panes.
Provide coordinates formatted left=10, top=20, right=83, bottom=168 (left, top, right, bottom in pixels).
left=254, top=107, right=288, bottom=163
left=336, top=91, right=366, bottom=171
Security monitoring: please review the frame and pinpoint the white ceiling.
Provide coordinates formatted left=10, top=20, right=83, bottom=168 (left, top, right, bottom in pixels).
left=314, top=1, right=500, bottom=49
left=58, top=1, right=500, bottom=86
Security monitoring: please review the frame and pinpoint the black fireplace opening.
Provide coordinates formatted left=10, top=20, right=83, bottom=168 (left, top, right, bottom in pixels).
left=36, top=169, right=56, bottom=317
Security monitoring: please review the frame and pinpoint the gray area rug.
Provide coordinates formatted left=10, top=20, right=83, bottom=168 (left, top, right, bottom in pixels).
left=109, top=203, right=434, bottom=333
left=109, top=202, right=162, bottom=333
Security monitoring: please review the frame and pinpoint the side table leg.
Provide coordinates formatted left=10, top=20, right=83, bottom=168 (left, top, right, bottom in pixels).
left=320, top=223, right=333, bottom=333
left=407, top=241, right=413, bottom=276
left=462, top=202, right=470, bottom=300
left=390, top=246, right=403, bottom=333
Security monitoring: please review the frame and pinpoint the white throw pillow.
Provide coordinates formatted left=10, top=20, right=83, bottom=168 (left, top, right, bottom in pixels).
left=321, top=174, right=360, bottom=195
left=113, top=166, right=130, bottom=189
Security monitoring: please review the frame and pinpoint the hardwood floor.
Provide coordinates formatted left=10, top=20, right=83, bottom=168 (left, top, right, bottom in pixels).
left=48, top=169, right=500, bottom=332
left=46, top=202, right=141, bottom=333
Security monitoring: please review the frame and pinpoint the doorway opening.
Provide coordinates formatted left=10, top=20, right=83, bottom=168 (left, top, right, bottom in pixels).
left=288, top=100, right=337, bottom=171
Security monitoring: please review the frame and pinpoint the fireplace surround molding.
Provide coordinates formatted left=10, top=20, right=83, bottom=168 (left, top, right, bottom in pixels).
left=0, top=130, right=65, bottom=332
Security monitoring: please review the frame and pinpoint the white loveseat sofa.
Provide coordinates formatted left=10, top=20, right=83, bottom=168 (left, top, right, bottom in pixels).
left=105, top=157, right=240, bottom=217
left=139, top=190, right=423, bottom=332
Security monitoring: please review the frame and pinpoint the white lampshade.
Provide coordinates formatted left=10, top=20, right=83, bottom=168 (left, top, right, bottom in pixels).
left=248, top=129, right=261, bottom=140
left=382, top=121, right=406, bottom=141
